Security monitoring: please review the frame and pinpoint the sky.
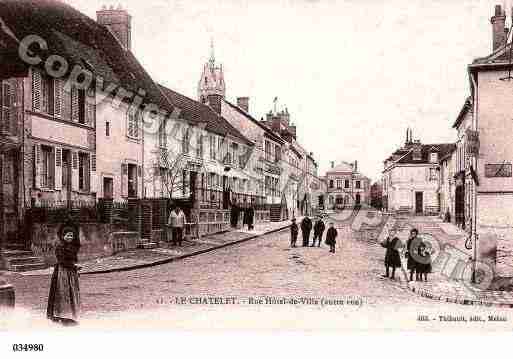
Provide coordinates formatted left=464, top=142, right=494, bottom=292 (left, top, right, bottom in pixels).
left=67, top=0, right=509, bottom=181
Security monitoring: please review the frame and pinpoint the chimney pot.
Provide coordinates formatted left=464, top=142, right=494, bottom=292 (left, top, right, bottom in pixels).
left=237, top=97, right=249, bottom=113
left=207, top=94, right=222, bottom=114
left=97, top=5, right=132, bottom=51
left=491, top=4, right=507, bottom=51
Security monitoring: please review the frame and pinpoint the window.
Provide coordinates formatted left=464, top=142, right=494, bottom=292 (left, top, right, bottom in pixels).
left=209, top=135, right=216, bottom=160
left=329, top=180, right=334, bottom=189
left=413, top=148, right=422, bottom=161
left=182, top=128, right=190, bottom=154
left=217, top=137, right=224, bottom=161
left=231, top=142, right=238, bottom=166
left=196, top=134, right=204, bottom=158
left=1, top=81, right=12, bottom=134
left=274, top=144, right=281, bottom=163
left=42, top=74, right=54, bottom=116
left=337, top=180, right=342, bottom=189
left=78, top=152, right=90, bottom=192
left=41, top=145, right=55, bottom=189
left=78, top=89, right=86, bottom=124
left=265, top=141, right=272, bottom=162
left=345, top=180, right=349, bottom=189
left=356, top=181, right=361, bottom=189
left=430, top=152, right=438, bottom=163
left=429, top=168, right=438, bottom=181
left=106, top=121, right=110, bottom=137
left=159, top=118, right=167, bottom=148
left=127, top=109, right=140, bottom=139
left=127, top=163, right=138, bottom=197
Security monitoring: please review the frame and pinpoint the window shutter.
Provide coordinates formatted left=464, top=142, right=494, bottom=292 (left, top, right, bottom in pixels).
left=54, top=79, right=63, bottom=118
left=121, top=163, right=128, bottom=197
left=90, top=154, right=98, bottom=194
left=1, top=82, right=10, bottom=134
left=63, top=81, right=71, bottom=121
left=32, top=70, right=42, bottom=111
left=9, top=79, right=19, bottom=136
left=33, top=145, right=42, bottom=189
left=71, top=86, right=79, bottom=123
left=54, top=147, right=62, bottom=190
left=71, top=151, right=79, bottom=191
left=85, top=88, right=95, bottom=127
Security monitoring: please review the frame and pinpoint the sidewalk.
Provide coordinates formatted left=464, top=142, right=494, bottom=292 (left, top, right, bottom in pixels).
left=396, top=216, right=513, bottom=307
left=19, top=218, right=297, bottom=276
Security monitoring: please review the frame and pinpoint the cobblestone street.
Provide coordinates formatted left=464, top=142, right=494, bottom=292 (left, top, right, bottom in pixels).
left=4, top=212, right=513, bottom=330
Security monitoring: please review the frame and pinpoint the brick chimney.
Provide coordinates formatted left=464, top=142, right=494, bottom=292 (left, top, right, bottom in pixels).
left=491, top=4, right=507, bottom=52
left=97, top=4, right=132, bottom=51
left=237, top=97, right=249, bottom=113
left=207, top=94, right=222, bottom=114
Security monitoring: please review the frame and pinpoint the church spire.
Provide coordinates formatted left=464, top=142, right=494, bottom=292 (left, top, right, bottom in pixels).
left=198, top=38, right=226, bottom=102
left=209, top=38, right=215, bottom=67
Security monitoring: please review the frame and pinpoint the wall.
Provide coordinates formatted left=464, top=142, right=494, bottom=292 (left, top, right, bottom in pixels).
left=30, top=222, right=133, bottom=265
left=386, top=165, right=439, bottom=213
left=96, top=93, right=143, bottom=201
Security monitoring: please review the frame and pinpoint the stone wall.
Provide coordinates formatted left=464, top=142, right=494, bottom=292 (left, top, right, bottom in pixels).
left=30, top=222, right=137, bottom=265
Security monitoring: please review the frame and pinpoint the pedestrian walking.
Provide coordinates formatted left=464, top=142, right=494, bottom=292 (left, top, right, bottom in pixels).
left=416, top=238, right=432, bottom=282
left=311, top=216, right=325, bottom=247
left=243, top=206, right=255, bottom=231
left=381, top=234, right=402, bottom=280
left=230, top=199, right=240, bottom=228
left=47, top=218, right=81, bottom=326
left=290, top=218, right=298, bottom=248
left=169, top=206, right=186, bottom=246
left=405, top=228, right=422, bottom=281
left=300, top=216, right=312, bottom=247
left=325, top=222, right=338, bottom=253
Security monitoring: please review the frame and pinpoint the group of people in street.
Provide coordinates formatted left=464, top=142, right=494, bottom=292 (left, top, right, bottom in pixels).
left=381, top=228, right=432, bottom=282
left=290, top=216, right=338, bottom=254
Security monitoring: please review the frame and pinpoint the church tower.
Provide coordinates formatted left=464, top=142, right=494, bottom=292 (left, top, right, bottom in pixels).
left=197, top=40, right=226, bottom=104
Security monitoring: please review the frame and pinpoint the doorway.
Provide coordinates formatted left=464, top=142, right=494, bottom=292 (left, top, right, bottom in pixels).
left=455, top=184, right=465, bottom=229
left=103, top=177, right=113, bottom=199
left=415, top=192, right=423, bottom=214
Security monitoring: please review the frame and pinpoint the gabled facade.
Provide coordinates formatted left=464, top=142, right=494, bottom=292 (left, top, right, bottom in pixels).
left=382, top=129, right=455, bottom=215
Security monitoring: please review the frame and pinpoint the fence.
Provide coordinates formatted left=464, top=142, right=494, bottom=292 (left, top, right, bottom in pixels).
left=26, top=199, right=129, bottom=224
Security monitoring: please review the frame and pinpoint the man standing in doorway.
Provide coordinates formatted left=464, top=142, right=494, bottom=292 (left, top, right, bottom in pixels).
left=169, top=206, right=186, bottom=246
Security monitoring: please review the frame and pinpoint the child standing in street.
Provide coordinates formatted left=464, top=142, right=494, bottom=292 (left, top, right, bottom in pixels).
left=290, top=218, right=298, bottom=248
left=325, top=222, right=338, bottom=253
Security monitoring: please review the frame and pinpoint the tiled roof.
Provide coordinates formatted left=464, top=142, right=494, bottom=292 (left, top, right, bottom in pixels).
left=223, top=100, right=285, bottom=144
left=395, top=143, right=456, bottom=165
left=158, top=85, right=252, bottom=145
left=0, top=0, right=170, bottom=109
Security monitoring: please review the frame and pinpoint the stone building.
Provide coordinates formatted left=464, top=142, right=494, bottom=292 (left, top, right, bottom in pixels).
left=382, top=129, right=455, bottom=215
left=325, top=160, right=370, bottom=209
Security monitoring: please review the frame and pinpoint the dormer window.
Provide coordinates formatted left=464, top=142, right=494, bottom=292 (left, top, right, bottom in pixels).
left=412, top=148, right=422, bottom=161
left=429, top=152, right=438, bottom=163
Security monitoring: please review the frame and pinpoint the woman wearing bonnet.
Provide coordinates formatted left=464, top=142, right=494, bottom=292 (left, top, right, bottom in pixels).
left=47, top=216, right=81, bottom=326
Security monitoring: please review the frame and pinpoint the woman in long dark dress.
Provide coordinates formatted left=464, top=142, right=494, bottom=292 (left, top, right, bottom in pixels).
left=47, top=220, right=81, bottom=326
left=416, top=239, right=432, bottom=282
left=381, top=236, right=402, bottom=280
